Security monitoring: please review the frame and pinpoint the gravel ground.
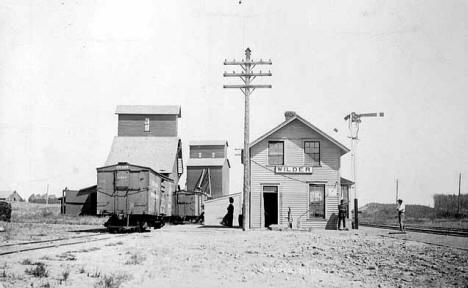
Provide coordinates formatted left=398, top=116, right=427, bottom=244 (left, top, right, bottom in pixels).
left=0, top=225, right=467, bottom=288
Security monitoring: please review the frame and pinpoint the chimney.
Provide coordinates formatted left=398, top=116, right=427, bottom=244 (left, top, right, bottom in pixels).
left=284, top=111, right=296, bottom=121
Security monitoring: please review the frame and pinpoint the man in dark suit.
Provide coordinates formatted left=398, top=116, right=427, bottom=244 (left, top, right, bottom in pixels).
left=338, top=199, right=347, bottom=230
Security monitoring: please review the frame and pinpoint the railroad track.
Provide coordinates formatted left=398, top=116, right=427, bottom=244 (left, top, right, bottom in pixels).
left=0, top=233, right=127, bottom=256
left=360, top=223, right=468, bottom=237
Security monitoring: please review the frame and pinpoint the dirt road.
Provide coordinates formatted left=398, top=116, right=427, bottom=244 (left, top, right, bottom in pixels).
left=0, top=225, right=467, bottom=287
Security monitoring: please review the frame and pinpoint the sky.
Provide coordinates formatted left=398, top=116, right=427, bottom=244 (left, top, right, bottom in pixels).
left=0, top=0, right=467, bottom=206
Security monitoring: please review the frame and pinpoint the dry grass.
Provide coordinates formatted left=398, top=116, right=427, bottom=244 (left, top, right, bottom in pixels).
left=105, top=241, right=123, bottom=247
left=11, top=202, right=106, bottom=226
left=61, top=269, right=70, bottom=282
left=88, top=270, right=102, bottom=278
left=1, top=222, right=92, bottom=243
left=1, top=203, right=105, bottom=243
left=94, top=272, right=132, bottom=288
left=24, top=262, right=48, bottom=278
left=0, top=221, right=12, bottom=242
left=124, top=252, right=147, bottom=265
left=20, top=259, right=33, bottom=265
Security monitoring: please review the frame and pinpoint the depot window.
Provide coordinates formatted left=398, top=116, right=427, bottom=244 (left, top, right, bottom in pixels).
left=268, top=141, right=284, bottom=165
left=304, top=141, right=320, bottom=166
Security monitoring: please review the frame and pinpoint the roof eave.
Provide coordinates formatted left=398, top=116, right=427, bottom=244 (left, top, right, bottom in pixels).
left=115, top=105, right=181, bottom=118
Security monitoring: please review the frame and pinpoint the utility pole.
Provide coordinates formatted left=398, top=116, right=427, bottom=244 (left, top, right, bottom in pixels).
left=344, top=112, right=384, bottom=229
left=223, top=48, right=272, bottom=231
left=458, top=172, right=462, bottom=216
left=396, top=179, right=399, bottom=203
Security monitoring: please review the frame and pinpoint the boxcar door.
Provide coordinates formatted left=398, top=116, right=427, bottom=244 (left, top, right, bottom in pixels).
left=115, top=170, right=130, bottom=213
left=97, top=171, right=115, bottom=214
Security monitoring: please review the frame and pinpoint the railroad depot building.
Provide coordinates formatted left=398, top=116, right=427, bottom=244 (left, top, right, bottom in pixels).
left=186, top=140, right=230, bottom=198
left=249, top=111, right=350, bottom=229
left=102, top=105, right=184, bottom=215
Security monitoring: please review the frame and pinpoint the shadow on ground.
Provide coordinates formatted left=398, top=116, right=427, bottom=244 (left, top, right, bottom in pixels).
left=198, top=225, right=241, bottom=229
left=67, top=228, right=109, bottom=233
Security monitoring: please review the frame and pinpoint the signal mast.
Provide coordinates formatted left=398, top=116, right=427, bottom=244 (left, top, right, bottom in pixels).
left=344, top=112, right=384, bottom=229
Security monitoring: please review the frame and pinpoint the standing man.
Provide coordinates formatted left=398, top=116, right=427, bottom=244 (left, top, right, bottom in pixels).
left=338, top=199, right=347, bottom=230
left=397, top=199, right=405, bottom=232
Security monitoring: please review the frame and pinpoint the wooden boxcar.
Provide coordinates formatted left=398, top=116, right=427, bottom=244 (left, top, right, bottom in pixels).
left=96, top=162, right=174, bottom=231
left=173, top=190, right=206, bottom=222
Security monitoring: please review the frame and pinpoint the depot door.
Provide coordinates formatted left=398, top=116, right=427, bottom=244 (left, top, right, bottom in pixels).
left=263, top=186, right=278, bottom=227
left=309, top=184, right=325, bottom=219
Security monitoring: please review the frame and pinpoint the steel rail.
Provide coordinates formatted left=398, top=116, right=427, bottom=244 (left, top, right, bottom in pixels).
left=0, top=234, right=127, bottom=256
left=0, top=233, right=107, bottom=248
left=360, top=222, right=468, bottom=237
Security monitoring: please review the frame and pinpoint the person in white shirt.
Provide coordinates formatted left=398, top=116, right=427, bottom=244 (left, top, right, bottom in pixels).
left=396, top=199, right=405, bottom=231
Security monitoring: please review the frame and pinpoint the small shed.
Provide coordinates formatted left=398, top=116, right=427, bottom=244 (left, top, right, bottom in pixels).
left=204, top=193, right=242, bottom=227
left=63, top=185, right=97, bottom=216
left=0, top=191, right=24, bottom=202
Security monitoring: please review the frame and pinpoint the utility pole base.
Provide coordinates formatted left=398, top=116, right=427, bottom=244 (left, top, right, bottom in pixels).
left=354, top=198, right=359, bottom=229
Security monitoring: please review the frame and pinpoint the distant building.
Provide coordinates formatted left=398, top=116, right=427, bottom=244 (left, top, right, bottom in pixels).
left=249, top=111, right=350, bottom=229
left=0, top=191, right=24, bottom=202
left=186, top=140, right=230, bottom=198
left=101, top=105, right=184, bottom=215
left=28, top=193, right=60, bottom=204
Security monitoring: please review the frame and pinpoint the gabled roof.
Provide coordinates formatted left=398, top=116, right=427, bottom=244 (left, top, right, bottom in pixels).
left=250, top=114, right=350, bottom=154
left=189, top=140, right=228, bottom=147
left=187, top=158, right=231, bottom=168
left=115, top=105, right=181, bottom=117
left=105, top=137, right=180, bottom=173
left=97, top=163, right=174, bottom=181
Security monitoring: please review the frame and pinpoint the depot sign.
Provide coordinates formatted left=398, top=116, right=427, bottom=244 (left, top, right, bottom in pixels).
left=275, top=166, right=313, bottom=174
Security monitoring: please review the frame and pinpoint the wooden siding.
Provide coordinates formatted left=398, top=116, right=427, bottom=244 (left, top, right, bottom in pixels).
left=250, top=119, right=342, bottom=228
left=222, top=161, right=230, bottom=196
left=118, top=114, right=178, bottom=137
left=204, top=193, right=241, bottom=226
left=189, top=145, right=225, bottom=158
left=166, top=155, right=180, bottom=216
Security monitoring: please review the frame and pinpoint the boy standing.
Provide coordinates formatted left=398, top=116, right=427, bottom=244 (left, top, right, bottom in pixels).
left=397, top=199, right=405, bottom=231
